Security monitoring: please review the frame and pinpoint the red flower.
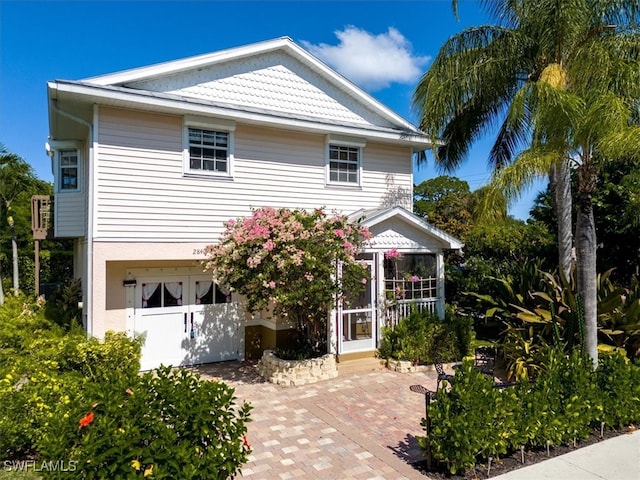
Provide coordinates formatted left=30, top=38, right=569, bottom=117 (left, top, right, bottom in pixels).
left=79, top=411, right=94, bottom=429
left=242, top=434, right=250, bottom=449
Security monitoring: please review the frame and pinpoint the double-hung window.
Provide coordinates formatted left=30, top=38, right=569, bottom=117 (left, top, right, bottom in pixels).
left=47, top=140, right=81, bottom=193
left=329, top=145, right=359, bottom=183
left=188, top=128, right=229, bottom=173
left=325, top=135, right=365, bottom=186
left=59, top=149, right=79, bottom=191
left=183, top=116, right=235, bottom=178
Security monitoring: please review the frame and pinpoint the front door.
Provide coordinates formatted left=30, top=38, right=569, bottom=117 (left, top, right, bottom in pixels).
left=338, top=260, right=376, bottom=354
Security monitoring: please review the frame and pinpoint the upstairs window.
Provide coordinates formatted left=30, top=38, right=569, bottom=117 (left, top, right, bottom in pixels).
left=188, top=128, right=229, bottom=173
left=325, top=135, right=365, bottom=186
left=59, top=150, right=79, bottom=191
left=183, top=116, right=235, bottom=178
left=329, top=145, right=359, bottom=183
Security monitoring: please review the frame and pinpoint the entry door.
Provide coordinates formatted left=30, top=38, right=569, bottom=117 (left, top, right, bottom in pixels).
left=134, top=275, right=239, bottom=370
left=338, top=261, right=376, bottom=354
left=135, top=276, right=188, bottom=371
left=183, top=276, right=239, bottom=365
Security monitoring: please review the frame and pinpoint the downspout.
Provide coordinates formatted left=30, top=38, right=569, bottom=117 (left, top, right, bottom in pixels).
left=50, top=99, right=95, bottom=338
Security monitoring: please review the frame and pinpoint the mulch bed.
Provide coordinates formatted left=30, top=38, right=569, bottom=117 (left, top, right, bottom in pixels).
left=410, top=425, right=637, bottom=479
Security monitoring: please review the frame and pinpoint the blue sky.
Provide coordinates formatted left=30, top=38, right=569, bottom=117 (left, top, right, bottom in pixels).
left=0, top=0, right=545, bottom=219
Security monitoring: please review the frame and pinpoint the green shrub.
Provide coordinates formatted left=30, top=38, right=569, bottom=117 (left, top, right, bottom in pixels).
left=38, top=366, right=252, bottom=479
left=0, top=330, right=141, bottom=458
left=596, top=353, right=640, bottom=428
left=378, top=306, right=473, bottom=364
left=419, top=348, right=639, bottom=474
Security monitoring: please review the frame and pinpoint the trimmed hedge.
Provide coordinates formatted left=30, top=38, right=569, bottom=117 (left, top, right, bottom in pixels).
left=419, top=348, right=640, bottom=474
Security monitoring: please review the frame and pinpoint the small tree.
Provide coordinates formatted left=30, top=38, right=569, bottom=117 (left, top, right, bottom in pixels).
left=204, top=207, right=371, bottom=358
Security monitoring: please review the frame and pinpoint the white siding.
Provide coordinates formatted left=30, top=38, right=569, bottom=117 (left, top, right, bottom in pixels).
left=54, top=193, right=86, bottom=238
left=96, top=107, right=413, bottom=242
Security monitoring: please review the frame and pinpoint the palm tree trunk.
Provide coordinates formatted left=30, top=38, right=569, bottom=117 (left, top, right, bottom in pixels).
left=576, top=173, right=598, bottom=368
left=9, top=217, right=18, bottom=294
left=553, top=159, right=574, bottom=280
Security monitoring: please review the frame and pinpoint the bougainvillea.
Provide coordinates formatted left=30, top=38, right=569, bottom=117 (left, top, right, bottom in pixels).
left=204, top=207, right=371, bottom=357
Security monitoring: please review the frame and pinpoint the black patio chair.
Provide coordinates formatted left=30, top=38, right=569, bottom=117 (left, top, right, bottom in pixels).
left=434, top=358, right=454, bottom=391
left=474, top=346, right=496, bottom=378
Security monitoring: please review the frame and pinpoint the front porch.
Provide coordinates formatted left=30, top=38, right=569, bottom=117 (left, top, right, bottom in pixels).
left=331, top=206, right=463, bottom=359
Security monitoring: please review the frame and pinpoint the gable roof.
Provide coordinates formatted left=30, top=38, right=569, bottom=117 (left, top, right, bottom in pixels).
left=349, top=206, right=464, bottom=250
left=48, top=37, right=432, bottom=148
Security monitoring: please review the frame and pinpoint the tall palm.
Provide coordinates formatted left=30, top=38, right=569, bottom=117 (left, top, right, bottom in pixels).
left=0, top=146, right=36, bottom=297
left=413, top=0, right=640, bottom=366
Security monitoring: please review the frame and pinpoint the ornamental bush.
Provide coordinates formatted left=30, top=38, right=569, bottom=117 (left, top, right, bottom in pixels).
left=38, top=366, right=252, bottom=480
left=1, top=295, right=252, bottom=479
left=205, top=207, right=371, bottom=358
left=377, top=306, right=473, bottom=364
left=419, top=348, right=640, bottom=474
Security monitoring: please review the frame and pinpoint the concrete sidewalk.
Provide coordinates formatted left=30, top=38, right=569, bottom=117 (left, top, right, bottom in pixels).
left=493, top=429, right=640, bottom=480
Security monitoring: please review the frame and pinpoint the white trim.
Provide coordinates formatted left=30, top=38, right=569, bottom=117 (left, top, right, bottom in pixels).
left=351, top=206, right=464, bottom=250
left=325, top=135, right=364, bottom=187
left=182, top=116, right=235, bottom=179
left=48, top=140, right=83, bottom=193
left=49, top=80, right=433, bottom=148
left=326, top=134, right=366, bottom=148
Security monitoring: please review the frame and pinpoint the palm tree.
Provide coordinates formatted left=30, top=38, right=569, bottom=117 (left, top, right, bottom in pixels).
left=413, top=0, right=640, bottom=366
left=0, top=145, right=37, bottom=298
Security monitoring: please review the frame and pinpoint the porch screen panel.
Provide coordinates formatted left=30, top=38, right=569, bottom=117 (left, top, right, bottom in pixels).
left=384, top=253, right=437, bottom=300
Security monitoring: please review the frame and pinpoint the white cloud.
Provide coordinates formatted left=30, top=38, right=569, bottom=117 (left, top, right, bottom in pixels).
left=303, top=26, right=430, bottom=91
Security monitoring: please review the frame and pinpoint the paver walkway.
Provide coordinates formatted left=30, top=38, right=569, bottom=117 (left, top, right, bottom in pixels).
left=191, top=360, right=444, bottom=480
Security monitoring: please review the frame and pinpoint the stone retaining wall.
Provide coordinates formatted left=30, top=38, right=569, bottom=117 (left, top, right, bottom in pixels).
left=386, top=359, right=437, bottom=374
left=258, top=350, right=338, bottom=386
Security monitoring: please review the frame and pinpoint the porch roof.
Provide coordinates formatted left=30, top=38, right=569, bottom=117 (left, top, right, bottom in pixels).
left=349, top=206, right=464, bottom=251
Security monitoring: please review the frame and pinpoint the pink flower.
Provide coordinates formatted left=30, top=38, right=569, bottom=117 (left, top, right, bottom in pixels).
left=361, top=278, right=367, bottom=285
left=334, top=229, right=345, bottom=238
left=305, top=272, right=314, bottom=282
left=385, top=248, right=400, bottom=259
left=343, top=240, right=355, bottom=253
left=263, top=239, right=275, bottom=251
left=268, top=281, right=276, bottom=289
left=411, top=275, right=420, bottom=283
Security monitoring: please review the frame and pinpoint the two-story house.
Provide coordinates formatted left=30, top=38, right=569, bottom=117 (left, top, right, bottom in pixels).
left=45, top=37, right=462, bottom=370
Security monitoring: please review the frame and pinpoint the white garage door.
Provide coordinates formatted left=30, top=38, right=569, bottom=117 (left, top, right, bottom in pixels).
left=134, top=274, right=239, bottom=371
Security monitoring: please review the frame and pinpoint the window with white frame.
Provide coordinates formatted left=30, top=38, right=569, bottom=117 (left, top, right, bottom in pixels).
left=183, top=116, right=235, bottom=177
left=188, top=128, right=229, bottom=173
left=329, top=145, right=359, bottom=183
left=325, top=135, right=365, bottom=186
left=59, top=149, right=79, bottom=191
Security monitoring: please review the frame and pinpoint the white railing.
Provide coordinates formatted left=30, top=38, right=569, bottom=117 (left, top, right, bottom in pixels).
left=384, top=299, right=438, bottom=328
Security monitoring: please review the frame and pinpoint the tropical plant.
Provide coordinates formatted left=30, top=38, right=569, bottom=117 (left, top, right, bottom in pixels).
left=204, top=207, right=370, bottom=358
left=378, top=306, right=473, bottom=364
left=0, top=145, right=38, bottom=298
left=413, top=0, right=640, bottom=367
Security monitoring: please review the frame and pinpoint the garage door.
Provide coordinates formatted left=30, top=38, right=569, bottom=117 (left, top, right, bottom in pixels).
left=134, top=274, right=239, bottom=371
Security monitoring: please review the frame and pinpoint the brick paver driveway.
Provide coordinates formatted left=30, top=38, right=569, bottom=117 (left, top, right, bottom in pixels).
left=192, top=360, right=442, bottom=480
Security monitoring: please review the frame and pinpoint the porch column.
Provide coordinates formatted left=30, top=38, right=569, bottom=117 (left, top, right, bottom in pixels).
left=327, top=310, right=337, bottom=355
left=436, top=252, right=445, bottom=318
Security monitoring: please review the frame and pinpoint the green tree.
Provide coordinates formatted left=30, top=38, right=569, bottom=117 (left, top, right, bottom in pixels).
left=414, top=176, right=474, bottom=240
left=0, top=145, right=39, bottom=298
left=413, top=0, right=640, bottom=366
